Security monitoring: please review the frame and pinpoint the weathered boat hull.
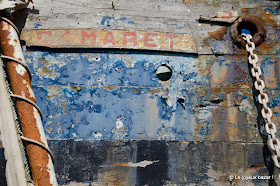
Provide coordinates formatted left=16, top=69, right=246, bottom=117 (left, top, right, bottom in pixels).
left=1, top=0, right=280, bottom=185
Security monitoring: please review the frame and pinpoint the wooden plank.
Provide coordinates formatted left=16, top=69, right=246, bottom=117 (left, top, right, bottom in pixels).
left=21, top=29, right=197, bottom=53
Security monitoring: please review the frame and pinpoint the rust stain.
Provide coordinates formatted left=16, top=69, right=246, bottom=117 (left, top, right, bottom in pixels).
left=99, top=169, right=128, bottom=186
left=241, top=8, right=278, bottom=26
left=70, top=85, right=82, bottom=92
left=238, top=8, right=278, bottom=52
left=40, top=65, right=51, bottom=74
left=208, top=27, right=227, bottom=41
left=102, top=85, right=118, bottom=91
left=227, top=107, right=239, bottom=141
left=111, top=162, right=129, bottom=167
left=0, top=20, right=55, bottom=185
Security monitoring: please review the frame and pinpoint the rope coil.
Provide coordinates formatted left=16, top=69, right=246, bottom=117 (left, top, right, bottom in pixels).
left=10, top=94, right=43, bottom=120
left=0, top=16, right=55, bottom=165
left=0, top=16, right=20, bottom=37
left=1, top=55, right=32, bottom=80
left=20, top=136, right=55, bottom=164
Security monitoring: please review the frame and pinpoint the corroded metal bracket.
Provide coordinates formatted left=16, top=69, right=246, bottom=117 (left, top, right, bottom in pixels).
left=231, top=16, right=266, bottom=48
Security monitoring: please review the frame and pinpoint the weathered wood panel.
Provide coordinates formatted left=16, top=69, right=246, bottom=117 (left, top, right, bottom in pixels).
left=19, top=0, right=280, bottom=55
left=21, top=29, right=196, bottom=53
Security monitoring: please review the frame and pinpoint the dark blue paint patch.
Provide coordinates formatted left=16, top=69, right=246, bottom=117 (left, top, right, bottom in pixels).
left=33, top=23, right=42, bottom=28
left=183, top=72, right=197, bottom=81
left=127, top=21, right=136, bottom=25
left=119, top=17, right=127, bottom=21
left=158, top=97, right=173, bottom=120
left=199, top=125, right=213, bottom=136
left=177, top=26, right=184, bottom=29
left=264, top=7, right=279, bottom=15
left=101, top=16, right=115, bottom=26
left=86, top=101, right=102, bottom=113
left=118, top=17, right=136, bottom=24
left=242, top=29, right=251, bottom=35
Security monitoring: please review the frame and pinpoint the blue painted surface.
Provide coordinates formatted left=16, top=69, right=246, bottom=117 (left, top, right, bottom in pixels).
left=33, top=23, right=42, bottom=28
left=23, top=50, right=280, bottom=141
left=100, top=15, right=136, bottom=26
left=25, top=50, right=201, bottom=140
left=0, top=0, right=279, bottom=185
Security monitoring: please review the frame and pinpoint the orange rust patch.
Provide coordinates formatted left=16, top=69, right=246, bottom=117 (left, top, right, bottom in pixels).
left=210, top=88, right=236, bottom=94
left=0, top=20, right=53, bottom=186
left=238, top=8, right=278, bottom=52
left=241, top=8, right=278, bottom=26
left=111, top=162, right=129, bottom=167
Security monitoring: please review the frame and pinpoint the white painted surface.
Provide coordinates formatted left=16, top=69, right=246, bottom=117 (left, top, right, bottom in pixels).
left=0, top=61, right=28, bottom=186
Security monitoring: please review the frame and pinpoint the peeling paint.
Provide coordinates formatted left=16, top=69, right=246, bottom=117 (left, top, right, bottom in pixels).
left=1, top=0, right=279, bottom=185
left=112, top=160, right=159, bottom=168
left=22, top=79, right=35, bottom=99
left=15, top=64, right=26, bottom=76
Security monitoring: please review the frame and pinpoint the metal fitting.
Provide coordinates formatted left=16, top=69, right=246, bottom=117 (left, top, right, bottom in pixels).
left=0, top=12, right=57, bottom=185
left=230, top=16, right=266, bottom=48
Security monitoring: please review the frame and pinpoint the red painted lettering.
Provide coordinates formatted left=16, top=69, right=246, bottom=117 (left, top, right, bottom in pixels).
left=144, top=33, right=158, bottom=47
left=37, top=31, right=52, bottom=40
left=123, top=31, right=137, bottom=46
left=103, top=31, right=116, bottom=46
left=62, top=30, right=71, bottom=43
left=166, top=33, right=178, bottom=49
left=221, top=11, right=232, bottom=18
left=81, top=31, right=96, bottom=45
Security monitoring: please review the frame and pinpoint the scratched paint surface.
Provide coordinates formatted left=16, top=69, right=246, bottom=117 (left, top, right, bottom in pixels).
left=24, top=51, right=280, bottom=143
left=21, top=29, right=196, bottom=53
left=0, top=0, right=280, bottom=185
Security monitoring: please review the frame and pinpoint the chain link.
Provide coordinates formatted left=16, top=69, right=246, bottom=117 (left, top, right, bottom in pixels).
left=242, top=34, right=280, bottom=168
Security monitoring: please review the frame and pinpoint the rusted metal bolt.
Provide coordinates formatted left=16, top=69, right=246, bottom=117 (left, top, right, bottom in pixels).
left=230, top=16, right=266, bottom=48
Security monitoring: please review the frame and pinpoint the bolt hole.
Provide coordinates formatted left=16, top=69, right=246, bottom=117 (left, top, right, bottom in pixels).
left=238, top=22, right=257, bottom=36
left=156, top=64, right=172, bottom=81
left=241, top=29, right=251, bottom=35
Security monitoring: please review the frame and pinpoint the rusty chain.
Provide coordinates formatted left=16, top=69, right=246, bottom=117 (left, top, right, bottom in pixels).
left=242, top=33, right=280, bottom=168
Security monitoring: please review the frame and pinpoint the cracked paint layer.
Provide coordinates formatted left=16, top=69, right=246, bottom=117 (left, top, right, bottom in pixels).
left=22, top=50, right=280, bottom=142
